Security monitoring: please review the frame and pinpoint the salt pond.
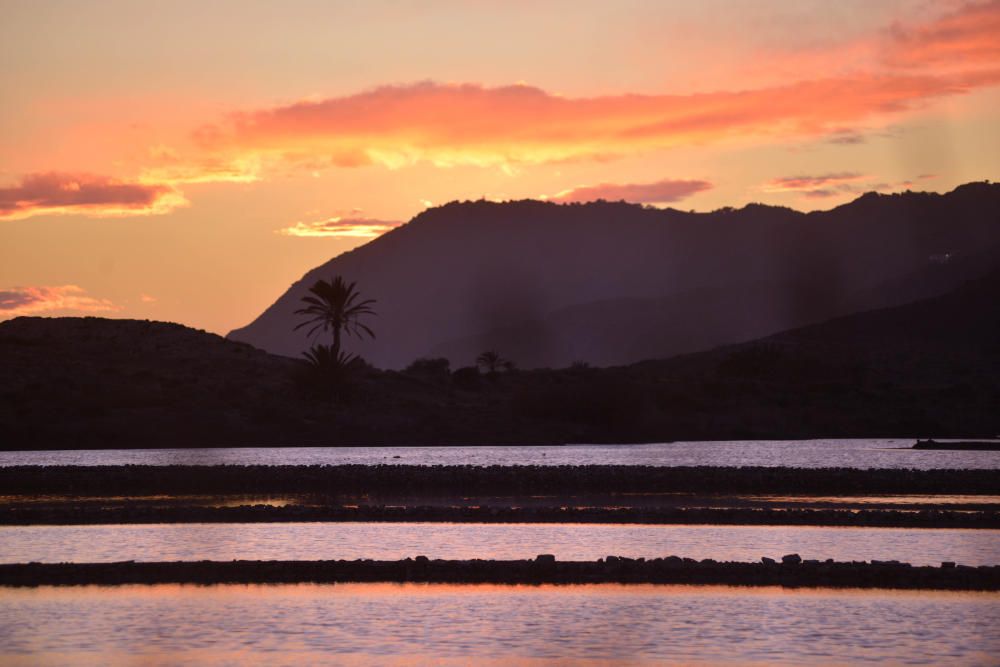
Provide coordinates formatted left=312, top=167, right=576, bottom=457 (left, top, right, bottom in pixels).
left=2, top=439, right=999, bottom=469
left=2, top=522, right=997, bottom=566
left=1, top=583, right=996, bottom=666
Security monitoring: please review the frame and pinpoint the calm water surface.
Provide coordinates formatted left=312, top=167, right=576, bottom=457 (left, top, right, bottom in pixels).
left=1, top=583, right=997, bottom=666
left=2, top=523, right=997, bottom=566
left=2, top=439, right=999, bottom=469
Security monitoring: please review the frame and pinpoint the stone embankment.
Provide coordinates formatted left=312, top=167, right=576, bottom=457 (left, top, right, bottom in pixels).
left=913, top=440, right=1000, bottom=451
left=1, top=556, right=997, bottom=590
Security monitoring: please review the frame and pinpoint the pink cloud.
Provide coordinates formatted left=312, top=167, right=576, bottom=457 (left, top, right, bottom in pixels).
left=765, top=173, right=942, bottom=200
left=803, top=189, right=841, bottom=199
left=0, top=172, right=186, bottom=221
left=5, top=2, right=998, bottom=221
left=191, top=65, right=998, bottom=171
left=187, top=1, right=1000, bottom=173
left=189, top=1, right=1000, bottom=173
left=884, top=1, right=1000, bottom=69
left=764, top=172, right=866, bottom=192
left=0, top=285, right=119, bottom=318
left=549, top=178, right=713, bottom=204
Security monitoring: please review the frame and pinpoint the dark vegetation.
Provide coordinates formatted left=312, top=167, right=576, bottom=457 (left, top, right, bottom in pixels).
left=4, top=465, right=997, bottom=496
left=1, top=264, right=998, bottom=447
left=3, top=558, right=998, bottom=591
left=293, top=276, right=377, bottom=398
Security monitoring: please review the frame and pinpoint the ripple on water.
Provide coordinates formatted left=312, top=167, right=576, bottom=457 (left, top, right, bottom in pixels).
left=0, top=583, right=997, bottom=666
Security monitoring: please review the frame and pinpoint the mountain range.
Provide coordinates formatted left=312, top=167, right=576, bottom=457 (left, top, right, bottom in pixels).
left=229, top=182, right=1000, bottom=368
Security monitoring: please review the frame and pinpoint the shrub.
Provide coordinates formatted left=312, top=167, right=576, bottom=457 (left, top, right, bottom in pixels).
left=295, top=344, right=365, bottom=400
left=404, top=357, right=451, bottom=383
left=452, top=366, right=482, bottom=390
left=513, top=375, right=644, bottom=431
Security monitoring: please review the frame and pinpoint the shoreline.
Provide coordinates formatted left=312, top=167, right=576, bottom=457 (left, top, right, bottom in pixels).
left=2, top=557, right=997, bottom=591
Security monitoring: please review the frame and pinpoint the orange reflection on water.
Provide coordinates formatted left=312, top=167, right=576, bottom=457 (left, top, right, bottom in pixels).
left=2, top=583, right=997, bottom=667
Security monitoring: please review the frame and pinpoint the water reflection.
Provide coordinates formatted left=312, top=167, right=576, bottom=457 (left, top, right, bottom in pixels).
left=1, top=523, right=997, bottom=566
left=2, top=439, right=998, bottom=469
left=1, top=583, right=997, bottom=666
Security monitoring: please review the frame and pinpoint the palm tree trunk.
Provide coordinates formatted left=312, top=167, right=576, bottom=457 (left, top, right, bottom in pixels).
left=333, top=326, right=342, bottom=358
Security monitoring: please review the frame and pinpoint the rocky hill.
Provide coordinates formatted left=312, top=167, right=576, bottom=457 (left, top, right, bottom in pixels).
left=229, top=183, right=1000, bottom=368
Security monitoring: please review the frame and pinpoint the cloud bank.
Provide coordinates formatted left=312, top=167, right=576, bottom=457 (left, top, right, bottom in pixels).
left=5, top=2, right=999, bottom=220
left=191, top=4, right=999, bottom=173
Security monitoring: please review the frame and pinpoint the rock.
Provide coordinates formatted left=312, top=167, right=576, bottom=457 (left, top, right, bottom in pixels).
left=535, top=554, right=556, bottom=564
left=761, top=557, right=776, bottom=565
left=782, top=554, right=802, bottom=565
left=415, top=555, right=429, bottom=563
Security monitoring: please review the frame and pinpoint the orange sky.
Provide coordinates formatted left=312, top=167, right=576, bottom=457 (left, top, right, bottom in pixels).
left=1, top=0, right=998, bottom=333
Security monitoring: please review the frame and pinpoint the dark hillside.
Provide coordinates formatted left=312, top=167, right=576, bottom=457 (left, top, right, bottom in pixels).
left=229, top=183, right=1000, bottom=368
left=2, top=268, right=998, bottom=448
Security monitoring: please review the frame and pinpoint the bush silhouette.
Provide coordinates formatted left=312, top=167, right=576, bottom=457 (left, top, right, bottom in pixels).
left=452, top=366, right=482, bottom=390
left=404, top=357, right=451, bottom=384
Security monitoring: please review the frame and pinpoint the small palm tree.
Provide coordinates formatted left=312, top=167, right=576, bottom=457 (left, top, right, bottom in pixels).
left=294, top=276, right=376, bottom=358
left=476, top=350, right=509, bottom=375
left=302, top=343, right=357, bottom=369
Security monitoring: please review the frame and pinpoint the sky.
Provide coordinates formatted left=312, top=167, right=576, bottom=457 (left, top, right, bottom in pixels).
left=1, top=0, right=998, bottom=333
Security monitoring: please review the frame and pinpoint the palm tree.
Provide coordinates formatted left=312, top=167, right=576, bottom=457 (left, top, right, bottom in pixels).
left=294, top=276, right=376, bottom=358
left=476, top=350, right=508, bottom=375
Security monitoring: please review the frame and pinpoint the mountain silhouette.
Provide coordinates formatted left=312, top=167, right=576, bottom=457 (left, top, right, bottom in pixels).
left=228, top=182, right=1000, bottom=368
left=2, top=267, right=998, bottom=447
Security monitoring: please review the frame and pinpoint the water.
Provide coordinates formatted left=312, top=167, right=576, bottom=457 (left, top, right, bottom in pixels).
left=2, top=523, right=997, bottom=566
left=1, top=583, right=996, bottom=666
left=2, top=439, right=999, bottom=469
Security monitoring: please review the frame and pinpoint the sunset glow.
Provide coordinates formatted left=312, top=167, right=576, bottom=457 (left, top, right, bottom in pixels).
left=0, top=284, right=119, bottom=317
left=1, top=0, right=998, bottom=332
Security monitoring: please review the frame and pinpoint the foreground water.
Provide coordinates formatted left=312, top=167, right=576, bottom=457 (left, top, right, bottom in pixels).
left=2, top=439, right=999, bottom=469
left=3, top=523, right=997, bottom=566
left=1, top=583, right=996, bottom=666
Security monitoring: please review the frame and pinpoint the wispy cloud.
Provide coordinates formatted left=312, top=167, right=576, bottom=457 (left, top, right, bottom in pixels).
left=763, top=172, right=866, bottom=193
left=883, top=0, right=1000, bottom=70
left=0, top=172, right=186, bottom=221
left=548, top=178, right=713, bottom=204
left=0, top=285, right=119, bottom=318
left=276, top=216, right=401, bottom=238
left=764, top=172, right=940, bottom=200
